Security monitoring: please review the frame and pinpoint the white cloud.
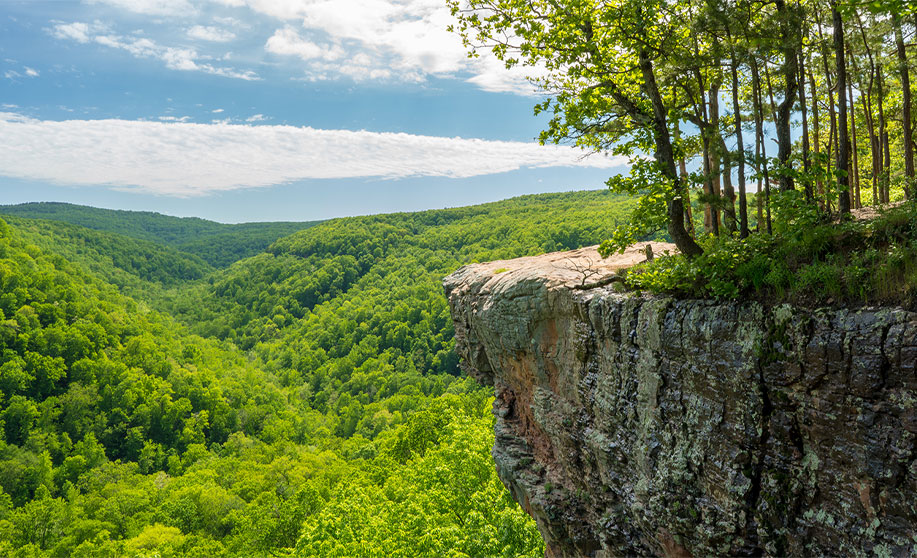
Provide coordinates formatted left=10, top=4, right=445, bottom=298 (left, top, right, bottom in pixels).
left=229, top=0, right=540, bottom=94
left=56, top=0, right=541, bottom=94
left=49, top=21, right=108, bottom=43
left=265, top=27, right=343, bottom=61
left=3, top=71, right=20, bottom=80
left=49, top=22, right=259, bottom=80
left=245, top=114, right=268, bottom=122
left=187, top=25, right=236, bottom=42
left=86, top=0, right=197, bottom=16
left=24, top=67, right=40, bottom=77
left=0, top=112, right=627, bottom=197
left=212, top=108, right=224, bottom=113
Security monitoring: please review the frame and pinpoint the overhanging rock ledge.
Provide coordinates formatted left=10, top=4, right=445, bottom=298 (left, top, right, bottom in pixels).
left=444, top=244, right=917, bottom=557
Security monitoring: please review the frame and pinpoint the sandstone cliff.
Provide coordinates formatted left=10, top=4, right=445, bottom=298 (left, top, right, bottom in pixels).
left=444, top=245, right=917, bottom=557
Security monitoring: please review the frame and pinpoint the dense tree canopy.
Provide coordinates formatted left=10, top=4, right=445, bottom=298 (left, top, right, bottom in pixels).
left=0, top=190, right=638, bottom=557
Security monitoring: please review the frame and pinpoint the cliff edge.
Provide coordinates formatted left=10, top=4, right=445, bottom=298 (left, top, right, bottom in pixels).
left=444, top=245, right=917, bottom=557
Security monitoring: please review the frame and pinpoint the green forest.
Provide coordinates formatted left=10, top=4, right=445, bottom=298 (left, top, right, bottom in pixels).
left=0, top=190, right=637, bottom=557
left=4, top=0, right=917, bottom=555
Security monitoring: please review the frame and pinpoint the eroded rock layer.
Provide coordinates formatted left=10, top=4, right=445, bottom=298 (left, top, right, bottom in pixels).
left=444, top=245, right=917, bottom=557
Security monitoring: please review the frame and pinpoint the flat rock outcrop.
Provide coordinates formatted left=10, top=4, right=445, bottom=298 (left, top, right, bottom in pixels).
left=444, top=245, right=917, bottom=557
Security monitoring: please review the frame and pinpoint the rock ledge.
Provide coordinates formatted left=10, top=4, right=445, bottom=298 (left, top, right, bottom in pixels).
left=445, top=246, right=917, bottom=557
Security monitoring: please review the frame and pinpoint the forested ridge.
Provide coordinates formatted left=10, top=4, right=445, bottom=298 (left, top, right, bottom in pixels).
left=0, top=203, right=321, bottom=269
left=0, top=189, right=637, bottom=557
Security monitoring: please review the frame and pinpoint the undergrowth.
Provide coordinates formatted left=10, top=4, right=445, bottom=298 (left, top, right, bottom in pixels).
left=623, top=198, right=917, bottom=307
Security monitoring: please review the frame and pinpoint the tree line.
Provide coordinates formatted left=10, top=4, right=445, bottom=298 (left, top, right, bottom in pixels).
left=450, top=0, right=917, bottom=256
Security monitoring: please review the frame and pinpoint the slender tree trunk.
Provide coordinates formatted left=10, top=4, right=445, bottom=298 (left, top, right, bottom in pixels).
left=638, top=49, right=703, bottom=256
left=817, top=10, right=838, bottom=212
left=775, top=0, right=798, bottom=192
left=752, top=56, right=773, bottom=233
left=855, top=12, right=882, bottom=206
left=696, top=72, right=721, bottom=236
left=834, top=2, right=851, bottom=217
left=702, top=134, right=720, bottom=236
left=861, top=89, right=880, bottom=206
left=673, top=117, right=696, bottom=237
left=711, top=75, right=736, bottom=234
left=895, top=15, right=914, bottom=198
left=809, top=65, right=824, bottom=208
left=798, top=50, right=812, bottom=200
left=877, top=65, right=890, bottom=204
left=730, top=43, right=750, bottom=237
left=764, top=60, right=779, bottom=126
left=848, top=78, right=861, bottom=208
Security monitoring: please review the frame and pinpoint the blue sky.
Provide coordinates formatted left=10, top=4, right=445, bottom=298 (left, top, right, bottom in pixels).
left=0, top=0, right=628, bottom=222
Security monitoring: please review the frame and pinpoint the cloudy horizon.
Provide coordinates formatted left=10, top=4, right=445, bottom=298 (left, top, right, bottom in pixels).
left=0, top=0, right=628, bottom=221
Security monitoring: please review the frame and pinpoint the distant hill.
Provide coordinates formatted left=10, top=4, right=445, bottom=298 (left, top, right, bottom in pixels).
left=3, top=215, right=214, bottom=299
left=0, top=202, right=321, bottom=267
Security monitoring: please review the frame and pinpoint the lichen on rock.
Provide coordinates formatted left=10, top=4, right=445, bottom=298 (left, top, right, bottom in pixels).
left=444, top=245, right=917, bottom=558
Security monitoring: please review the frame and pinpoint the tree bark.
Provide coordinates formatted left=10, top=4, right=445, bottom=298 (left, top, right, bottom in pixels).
left=730, top=43, right=750, bottom=237
left=817, top=9, right=838, bottom=212
left=809, top=64, right=824, bottom=208
left=855, top=11, right=882, bottom=206
left=798, top=50, right=812, bottom=201
left=834, top=2, right=851, bottom=217
left=638, top=49, right=703, bottom=257
left=774, top=0, right=798, bottom=192
left=877, top=65, right=890, bottom=203
left=752, top=56, right=773, bottom=233
left=711, top=75, right=736, bottom=234
left=895, top=15, right=914, bottom=198
left=673, top=116, right=696, bottom=237
left=848, top=77, right=861, bottom=208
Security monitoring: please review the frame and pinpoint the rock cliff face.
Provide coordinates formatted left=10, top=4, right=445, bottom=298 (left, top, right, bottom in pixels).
left=444, top=245, right=917, bottom=557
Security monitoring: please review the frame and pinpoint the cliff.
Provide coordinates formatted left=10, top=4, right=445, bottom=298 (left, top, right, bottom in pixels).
left=444, top=245, right=917, bottom=557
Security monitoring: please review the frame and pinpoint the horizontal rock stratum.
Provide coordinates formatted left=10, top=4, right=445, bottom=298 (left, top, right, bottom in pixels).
left=444, top=245, right=917, bottom=557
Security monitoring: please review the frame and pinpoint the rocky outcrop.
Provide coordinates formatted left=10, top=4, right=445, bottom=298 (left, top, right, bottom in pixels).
left=444, top=245, right=917, bottom=557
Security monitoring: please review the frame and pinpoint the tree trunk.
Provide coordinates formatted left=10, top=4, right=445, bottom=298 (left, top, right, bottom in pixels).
left=711, top=76, right=736, bottom=234
left=848, top=77, right=861, bottom=209
left=834, top=2, right=851, bottom=217
left=754, top=90, right=764, bottom=230
left=731, top=44, right=750, bottom=237
left=752, top=56, right=773, bottom=233
left=774, top=0, right=798, bottom=192
left=695, top=69, right=720, bottom=237
left=638, top=49, right=703, bottom=257
left=817, top=9, right=838, bottom=212
left=809, top=65, right=824, bottom=208
left=798, top=50, right=812, bottom=201
left=702, top=134, right=720, bottom=236
left=895, top=15, right=914, bottom=198
left=673, top=117, right=696, bottom=237
left=855, top=11, right=881, bottom=206
left=877, top=65, right=890, bottom=204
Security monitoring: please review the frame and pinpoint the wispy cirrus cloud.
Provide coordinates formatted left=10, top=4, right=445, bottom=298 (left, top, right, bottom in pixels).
left=0, top=113, right=627, bottom=197
left=48, top=21, right=258, bottom=80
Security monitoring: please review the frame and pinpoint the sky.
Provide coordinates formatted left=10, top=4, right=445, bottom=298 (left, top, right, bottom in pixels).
left=0, top=0, right=629, bottom=223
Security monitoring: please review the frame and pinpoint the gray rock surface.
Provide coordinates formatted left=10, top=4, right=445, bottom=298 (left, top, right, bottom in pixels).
left=444, top=245, right=917, bottom=557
